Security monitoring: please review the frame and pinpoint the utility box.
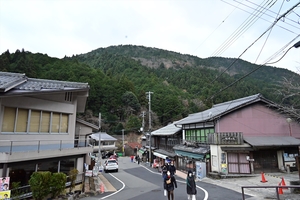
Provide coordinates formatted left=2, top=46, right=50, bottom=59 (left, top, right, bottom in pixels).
left=195, top=161, right=206, bottom=180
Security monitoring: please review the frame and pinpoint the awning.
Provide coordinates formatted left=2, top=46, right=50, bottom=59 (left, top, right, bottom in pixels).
left=153, top=152, right=168, bottom=159
left=175, top=150, right=205, bottom=160
left=244, top=136, right=300, bottom=148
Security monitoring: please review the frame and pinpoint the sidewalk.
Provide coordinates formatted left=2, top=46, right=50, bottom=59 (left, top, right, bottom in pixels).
left=200, top=171, right=300, bottom=199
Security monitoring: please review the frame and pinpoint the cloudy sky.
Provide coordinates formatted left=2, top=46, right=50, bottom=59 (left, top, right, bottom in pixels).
left=1, top=0, right=299, bottom=73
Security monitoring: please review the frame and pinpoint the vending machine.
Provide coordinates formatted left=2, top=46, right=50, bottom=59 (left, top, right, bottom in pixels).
left=195, top=161, right=206, bottom=180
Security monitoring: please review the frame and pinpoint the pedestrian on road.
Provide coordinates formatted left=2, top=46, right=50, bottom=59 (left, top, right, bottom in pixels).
left=186, top=170, right=197, bottom=200
left=164, top=170, right=177, bottom=200
left=169, top=160, right=176, bottom=175
left=161, top=163, right=168, bottom=179
left=137, top=155, right=140, bottom=165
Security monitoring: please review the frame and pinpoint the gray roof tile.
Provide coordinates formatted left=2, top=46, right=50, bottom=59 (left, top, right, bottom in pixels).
left=176, top=94, right=270, bottom=125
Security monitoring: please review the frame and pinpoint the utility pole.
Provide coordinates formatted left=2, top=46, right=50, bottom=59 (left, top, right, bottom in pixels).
left=98, top=113, right=102, bottom=170
left=140, top=111, right=145, bottom=132
left=122, top=129, right=125, bottom=156
left=146, top=91, right=153, bottom=165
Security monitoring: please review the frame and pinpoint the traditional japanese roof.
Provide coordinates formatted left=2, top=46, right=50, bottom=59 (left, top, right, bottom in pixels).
left=151, top=121, right=182, bottom=136
left=244, top=136, right=300, bottom=148
left=76, top=118, right=99, bottom=130
left=0, top=72, right=89, bottom=96
left=90, top=132, right=117, bottom=141
left=176, top=94, right=273, bottom=125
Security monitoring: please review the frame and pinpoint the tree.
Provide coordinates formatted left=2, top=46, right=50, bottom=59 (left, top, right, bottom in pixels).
left=273, top=77, right=300, bottom=123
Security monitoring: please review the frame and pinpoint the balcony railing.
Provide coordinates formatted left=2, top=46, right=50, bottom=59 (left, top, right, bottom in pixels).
left=207, top=132, right=244, bottom=145
left=0, top=139, right=91, bottom=155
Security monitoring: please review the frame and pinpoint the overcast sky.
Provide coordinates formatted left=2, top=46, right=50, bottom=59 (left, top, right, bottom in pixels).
left=1, top=0, right=299, bottom=73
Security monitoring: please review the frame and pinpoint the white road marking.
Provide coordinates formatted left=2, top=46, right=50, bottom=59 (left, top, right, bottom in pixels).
left=100, top=173, right=125, bottom=199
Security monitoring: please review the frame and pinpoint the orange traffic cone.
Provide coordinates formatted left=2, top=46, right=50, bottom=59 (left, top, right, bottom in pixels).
left=278, top=182, right=283, bottom=195
left=281, top=177, right=288, bottom=190
left=260, top=172, right=268, bottom=183
left=100, top=183, right=105, bottom=193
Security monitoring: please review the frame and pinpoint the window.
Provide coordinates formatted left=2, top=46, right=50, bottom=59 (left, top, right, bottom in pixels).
left=185, top=127, right=214, bottom=143
left=2, top=107, right=69, bottom=134
left=2, top=107, right=16, bottom=132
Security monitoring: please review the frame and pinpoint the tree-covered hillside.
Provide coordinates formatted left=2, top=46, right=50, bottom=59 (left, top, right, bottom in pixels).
left=1, top=45, right=299, bottom=134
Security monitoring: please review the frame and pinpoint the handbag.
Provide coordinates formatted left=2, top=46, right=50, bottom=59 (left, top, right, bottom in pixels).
left=164, top=189, right=167, bottom=196
left=166, top=179, right=171, bottom=184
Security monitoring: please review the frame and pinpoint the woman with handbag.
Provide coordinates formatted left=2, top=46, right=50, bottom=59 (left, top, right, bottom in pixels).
left=163, top=170, right=177, bottom=200
left=186, top=170, right=197, bottom=200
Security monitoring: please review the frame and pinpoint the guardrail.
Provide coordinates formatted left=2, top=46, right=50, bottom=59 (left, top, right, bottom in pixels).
left=241, top=185, right=300, bottom=200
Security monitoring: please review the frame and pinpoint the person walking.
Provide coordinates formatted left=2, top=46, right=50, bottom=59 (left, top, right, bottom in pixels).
left=169, top=160, right=176, bottom=175
left=137, top=155, right=140, bottom=165
left=164, top=170, right=177, bottom=200
left=161, top=163, right=168, bottom=179
left=186, top=170, right=197, bottom=200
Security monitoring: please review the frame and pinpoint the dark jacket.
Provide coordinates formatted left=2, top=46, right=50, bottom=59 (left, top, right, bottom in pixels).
left=169, top=165, right=176, bottom=175
left=186, top=170, right=197, bottom=195
left=164, top=175, right=177, bottom=191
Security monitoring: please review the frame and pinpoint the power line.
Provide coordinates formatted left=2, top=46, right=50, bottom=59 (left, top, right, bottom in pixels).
left=213, top=0, right=274, bottom=57
left=208, top=38, right=300, bottom=101
left=209, top=1, right=300, bottom=86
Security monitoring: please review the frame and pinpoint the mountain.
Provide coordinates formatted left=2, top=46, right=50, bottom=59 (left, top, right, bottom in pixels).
left=1, top=45, right=299, bottom=134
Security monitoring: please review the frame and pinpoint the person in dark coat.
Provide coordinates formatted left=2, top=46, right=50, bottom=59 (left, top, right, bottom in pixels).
left=169, top=160, right=176, bottom=175
left=164, top=170, right=177, bottom=200
left=186, top=170, right=197, bottom=200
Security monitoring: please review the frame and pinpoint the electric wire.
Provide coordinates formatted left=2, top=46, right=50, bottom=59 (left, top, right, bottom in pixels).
left=209, top=1, right=299, bottom=86
left=254, top=0, right=285, bottom=63
left=208, top=36, right=300, bottom=101
left=212, top=0, right=274, bottom=57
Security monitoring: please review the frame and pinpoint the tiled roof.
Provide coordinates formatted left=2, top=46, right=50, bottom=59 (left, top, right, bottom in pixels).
left=0, top=72, right=89, bottom=94
left=76, top=118, right=99, bottom=130
left=90, top=132, right=117, bottom=141
left=151, top=121, right=182, bottom=136
left=0, top=72, right=27, bottom=92
left=176, top=94, right=272, bottom=125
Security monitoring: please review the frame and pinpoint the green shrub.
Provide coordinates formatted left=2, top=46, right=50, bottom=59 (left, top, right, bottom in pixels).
left=29, top=171, right=51, bottom=200
left=50, top=172, right=67, bottom=198
left=68, top=168, right=79, bottom=194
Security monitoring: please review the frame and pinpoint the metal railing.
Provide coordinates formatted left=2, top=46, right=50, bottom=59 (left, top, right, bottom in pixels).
left=0, top=139, right=92, bottom=155
left=241, top=185, right=300, bottom=200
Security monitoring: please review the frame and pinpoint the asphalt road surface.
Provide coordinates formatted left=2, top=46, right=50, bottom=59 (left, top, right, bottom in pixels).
left=83, top=157, right=251, bottom=200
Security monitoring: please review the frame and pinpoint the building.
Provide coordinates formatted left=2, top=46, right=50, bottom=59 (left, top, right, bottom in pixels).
left=150, top=121, right=182, bottom=167
left=0, top=72, right=93, bottom=188
left=176, top=93, right=300, bottom=174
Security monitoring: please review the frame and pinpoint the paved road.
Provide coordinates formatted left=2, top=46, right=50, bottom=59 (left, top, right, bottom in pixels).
left=81, top=157, right=258, bottom=200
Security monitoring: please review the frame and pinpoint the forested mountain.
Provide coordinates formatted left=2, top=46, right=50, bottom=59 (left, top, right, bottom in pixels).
left=1, top=45, right=299, bottom=134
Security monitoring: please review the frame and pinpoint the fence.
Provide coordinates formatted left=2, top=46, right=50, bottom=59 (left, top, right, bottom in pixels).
left=241, top=185, right=300, bottom=200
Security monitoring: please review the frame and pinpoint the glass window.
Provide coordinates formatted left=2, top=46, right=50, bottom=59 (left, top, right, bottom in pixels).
left=61, top=114, right=68, bottom=133
left=16, top=108, right=28, bottom=132
left=30, top=110, right=41, bottom=132
left=51, top=113, right=60, bottom=133
left=41, top=111, right=50, bottom=133
left=2, top=107, right=16, bottom=132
